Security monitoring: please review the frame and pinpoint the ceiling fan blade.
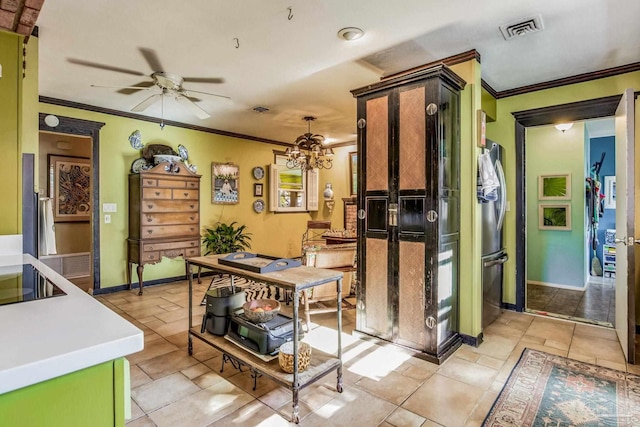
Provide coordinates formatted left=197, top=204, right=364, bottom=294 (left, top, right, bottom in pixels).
left=175, top=95, right=211, bottom=120
left=183, top=88, right=231, bottom=100
left=139, top=47, right=163, bottom=72
left=132, top=94, right=162, bottom=112
left=91, top=84, right=154, bottom=91
left=67, top=58, right=146, bottom=76
left=182, top=77, right=225, bottom=84
left=116, top=81, right=155, bottom=95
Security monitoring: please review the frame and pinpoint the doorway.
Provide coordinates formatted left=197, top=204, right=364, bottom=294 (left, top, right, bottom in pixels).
left=37, top=113, right=104, bottom=291
left=512, top=93, right=637, bottom=363
left=38, top=131, right=93, bottom=291
left=524, top=118, right=616, bottom=327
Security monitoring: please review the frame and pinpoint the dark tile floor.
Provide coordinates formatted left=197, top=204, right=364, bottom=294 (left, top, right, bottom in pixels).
left=526, top=277, right=615, bottom=326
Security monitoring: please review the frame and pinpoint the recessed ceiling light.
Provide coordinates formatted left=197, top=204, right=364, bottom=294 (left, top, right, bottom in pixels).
left=338, top=27, right=364, bottom=41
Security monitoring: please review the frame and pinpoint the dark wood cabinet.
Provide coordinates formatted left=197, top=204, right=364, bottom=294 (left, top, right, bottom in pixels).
left=127, top=163, right=201, bottom=294
left=351, top=64, right=465, bottom=363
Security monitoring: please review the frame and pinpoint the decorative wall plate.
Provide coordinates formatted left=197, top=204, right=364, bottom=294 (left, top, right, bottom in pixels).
left=178, top=144, right=189, bottom=161
left=128, top=130, right=143, bottom=150
left=252, top=166, right=265, bottom=180
left=253, top=199, right=265, bottom=213
left=131, top=158, right=149, bottom=173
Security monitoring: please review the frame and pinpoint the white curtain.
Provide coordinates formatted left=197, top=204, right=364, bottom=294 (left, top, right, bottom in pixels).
left=39, top=198, right=57, bottom=255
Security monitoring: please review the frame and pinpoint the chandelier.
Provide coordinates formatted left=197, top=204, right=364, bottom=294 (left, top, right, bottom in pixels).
left=285, top=116, right=334, bottom=171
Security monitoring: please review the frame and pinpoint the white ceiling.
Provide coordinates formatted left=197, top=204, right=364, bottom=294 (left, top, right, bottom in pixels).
left=35, top=0, right=640, bottom=145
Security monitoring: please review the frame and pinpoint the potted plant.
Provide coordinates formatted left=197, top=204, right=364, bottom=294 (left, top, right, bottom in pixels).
left=202, top=221, right=252, bottom=255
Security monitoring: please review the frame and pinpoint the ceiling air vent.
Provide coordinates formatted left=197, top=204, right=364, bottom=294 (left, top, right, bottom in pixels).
left=252, top=106, right=270, bottom=113
left=499, top=15, right=544, bottom=40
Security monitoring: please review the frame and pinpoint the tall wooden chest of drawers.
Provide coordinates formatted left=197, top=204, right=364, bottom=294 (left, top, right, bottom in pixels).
left=127, top=162, right=201, bottom=294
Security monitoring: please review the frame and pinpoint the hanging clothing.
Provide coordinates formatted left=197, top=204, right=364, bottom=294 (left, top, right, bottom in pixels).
left=39, top=198, right=57, bottom=255
left=477, top=152, right=500, bottom=202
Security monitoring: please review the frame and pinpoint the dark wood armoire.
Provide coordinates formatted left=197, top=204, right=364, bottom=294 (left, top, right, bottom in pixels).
left=351, top=64, right=465, bottom=363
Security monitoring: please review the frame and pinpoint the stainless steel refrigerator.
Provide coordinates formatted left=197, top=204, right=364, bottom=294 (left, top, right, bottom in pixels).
left=480, top=142, right=508, bottom=329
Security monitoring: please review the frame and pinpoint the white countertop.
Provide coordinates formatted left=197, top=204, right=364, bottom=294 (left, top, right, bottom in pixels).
left=0, top=254, right=143, bottom=394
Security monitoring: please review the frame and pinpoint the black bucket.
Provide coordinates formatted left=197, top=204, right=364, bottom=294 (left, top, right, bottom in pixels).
left=201, top=287, right=245, bottom=336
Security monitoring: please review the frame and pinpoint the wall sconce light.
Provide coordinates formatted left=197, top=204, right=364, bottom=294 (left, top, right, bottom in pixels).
left=323, top=183, right=335, bottom=214
left=554, top=122, right=573, bottom=133
left=44, top=114, right=60, bottom=128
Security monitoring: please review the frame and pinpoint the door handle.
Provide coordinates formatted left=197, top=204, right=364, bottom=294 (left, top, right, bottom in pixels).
left=483, top=254, right=509, bottom=268
left=388, top=203, right=398, bottom=227
left=615, top=237, right=634, bottom=245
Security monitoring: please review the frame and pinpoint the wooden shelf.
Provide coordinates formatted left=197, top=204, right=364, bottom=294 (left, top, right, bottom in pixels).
left=189, top=328, right=341, bottom=389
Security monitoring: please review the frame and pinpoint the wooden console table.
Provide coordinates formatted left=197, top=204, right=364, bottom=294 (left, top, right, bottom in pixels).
left=186, top=254, right=344, bottom=424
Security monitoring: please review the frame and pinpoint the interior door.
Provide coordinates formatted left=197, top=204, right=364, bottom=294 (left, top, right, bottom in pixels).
left=614, top=88, right=636, bottom=363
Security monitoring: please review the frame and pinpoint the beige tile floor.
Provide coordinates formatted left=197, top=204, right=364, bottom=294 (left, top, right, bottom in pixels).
left=96, top=279, right=635, bottom=427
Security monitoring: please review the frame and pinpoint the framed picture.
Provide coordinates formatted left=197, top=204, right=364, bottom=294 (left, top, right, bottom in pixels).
left=48, top=155, right=91, bottom=222
left=349, top=152, right=358, bottom=196
left=539, top=204, right=571, bottom=230
left=538, top=173, right=571, bottom=200
left=254, top=183, right=263, bottom=197
left=212, top=162, right=239, bottom=204
left=604, top=175, right=616, bottom=209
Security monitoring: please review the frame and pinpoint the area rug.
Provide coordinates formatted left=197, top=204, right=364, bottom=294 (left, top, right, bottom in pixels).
left=483, top=348, right=640, bottom=426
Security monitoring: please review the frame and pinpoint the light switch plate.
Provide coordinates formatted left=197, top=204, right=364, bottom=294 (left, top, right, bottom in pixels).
left=103, top=203, right=117, bottom=212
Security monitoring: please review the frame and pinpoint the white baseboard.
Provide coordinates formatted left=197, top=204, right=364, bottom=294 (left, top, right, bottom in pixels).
left=527, top=280, right=587, bottom=291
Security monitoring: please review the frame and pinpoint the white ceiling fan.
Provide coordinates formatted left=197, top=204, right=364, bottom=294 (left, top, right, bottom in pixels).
left=68, top=47, right=229, bottom=120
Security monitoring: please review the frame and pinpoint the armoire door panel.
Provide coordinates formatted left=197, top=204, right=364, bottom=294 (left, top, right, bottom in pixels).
left=437, top=240, right=459, bottom=347
left=365, top=238, right=390, bottom=337
left=398, top=196, right=426, bottom=234
left=366, top=197, right=388, bottom=232
left=399, top=86, right=426, bottom=191
left=365, top=96, right=389, bottom=192
left=398, top=241, right=426, bottom=349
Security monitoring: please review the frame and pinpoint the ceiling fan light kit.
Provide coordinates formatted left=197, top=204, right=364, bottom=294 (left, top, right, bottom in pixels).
left=72, top=47, right=228, bottom=127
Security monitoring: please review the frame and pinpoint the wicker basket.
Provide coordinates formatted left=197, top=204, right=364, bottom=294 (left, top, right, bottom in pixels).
left=278, top=341, right=312, bottom=373
left=242, top=298, right=280, bottom=323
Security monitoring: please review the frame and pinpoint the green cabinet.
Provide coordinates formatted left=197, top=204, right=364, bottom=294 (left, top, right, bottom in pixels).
left=0, top=358, right=129, bottom=427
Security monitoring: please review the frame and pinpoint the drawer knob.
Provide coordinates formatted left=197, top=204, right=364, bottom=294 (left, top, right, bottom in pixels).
left=148, top=246, right=154, bottom=250
left=190, top=242, right=195, bottom=246
left=190, top=227, right=195, bottom=231
left=147, top=204, right=153, bottom=209
left=184, top=192, right=188, bottom=197
left=190, top=204, right=194, bottom=209
left=146, top=216, right=153, bottom=222
left=190, top=216, right=195, bottom=220
left=147, top=181, right=153, bottom=185
left=147, top=230, right=153, bottom=234
left=155, top=191, right=160, bottom=196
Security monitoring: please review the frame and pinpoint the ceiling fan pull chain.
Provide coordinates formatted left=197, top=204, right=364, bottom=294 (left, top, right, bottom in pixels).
left=160, top=93, right=165, bottom=130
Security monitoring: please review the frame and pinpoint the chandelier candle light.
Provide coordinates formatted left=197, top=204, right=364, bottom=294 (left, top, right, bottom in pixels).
left=285, top=116, right=334, bottom=171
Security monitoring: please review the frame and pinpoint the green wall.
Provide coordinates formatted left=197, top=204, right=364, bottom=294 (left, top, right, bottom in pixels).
left=486, top=71, right=640, bottom=305
left=526, top=123, right=586, bottom=287
left=0, top=31, right=23, bottom=235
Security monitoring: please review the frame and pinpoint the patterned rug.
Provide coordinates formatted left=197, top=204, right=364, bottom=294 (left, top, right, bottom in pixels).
left=200, top=274, right=285, bottom=305
left=483, top=348, right=640, bottom=426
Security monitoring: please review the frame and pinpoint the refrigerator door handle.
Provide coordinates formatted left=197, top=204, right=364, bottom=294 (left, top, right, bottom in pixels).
left=483, top=254, right=509, bottom=268
left=495, top=159, right=507, bottom=232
